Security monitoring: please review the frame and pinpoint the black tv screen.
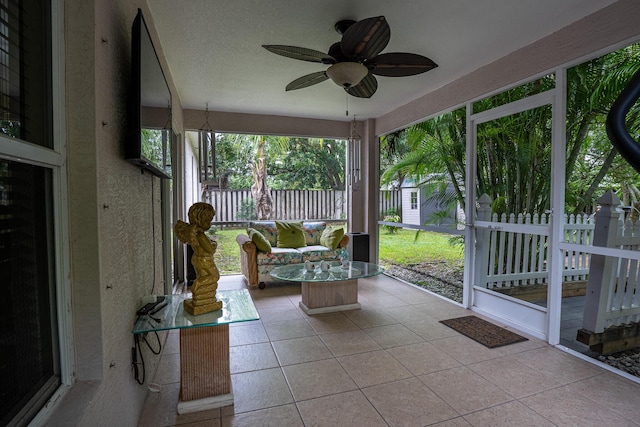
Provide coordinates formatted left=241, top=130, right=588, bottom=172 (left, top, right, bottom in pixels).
left=127, top=9, right=172, bottom=179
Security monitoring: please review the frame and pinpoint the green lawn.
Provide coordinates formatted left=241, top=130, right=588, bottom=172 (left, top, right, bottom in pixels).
left=378, top=226, right=463, bottom=267
left=209, top=225, right=464, bottom=275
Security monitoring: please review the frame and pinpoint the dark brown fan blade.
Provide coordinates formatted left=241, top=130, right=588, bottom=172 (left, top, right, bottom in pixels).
left=340, top=16, right=390, bottom=60
left=368, top=52, right=438, bottom=77
left=263, top=45, right=335, bottom=64
left=285, top=71, right=329, bottom=91
left=345, top=73, right=378, bottom=98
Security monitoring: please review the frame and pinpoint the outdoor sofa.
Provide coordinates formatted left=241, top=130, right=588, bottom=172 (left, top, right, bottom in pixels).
left=236, top=220, right=349, bottom=288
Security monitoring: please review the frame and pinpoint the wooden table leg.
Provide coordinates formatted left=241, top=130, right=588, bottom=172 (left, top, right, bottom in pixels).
left=177, top=324, right=233, bottom=414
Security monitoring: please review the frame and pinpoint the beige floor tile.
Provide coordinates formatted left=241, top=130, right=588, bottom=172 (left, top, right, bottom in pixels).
left=358, top=292, right=410, bottom=308
left=404, top=317, right=461, bottom=341
left=138, top=382, right=221, bottom=427
left=282, top=358, right=358, bottom=401
left=271, top=335, right=333, bottom=365
left=251, top=295, right=296, bottom=310
left=567, top=372, right=640, bottom=420
left=319, top=329, right=382, bottom=356
left=423, top=301, right=470, bottom=320
left=230, top=368, right=294, bottom=413
left=342, top=308, right=398, bottom=328
left=430, top=417, right=473, bottom=426
left=304, top=312, right=359, bottom=334
left=463, top=400, right=555, bottom=426
left=362, top=377, right=459, bottom=426
left=257, top=305, right=305, bottom=323
left=221, top=404, right=304, bottom=427
left=263, top=318, right=316, bottom=341
left=338, top=349, right=413, bottom=388
left=468, top=355, right=562, bottom=398
left=228, top=323, right=269, bottom=347
left=392, top=288, right=443, bottom=304
left=524, top=385, right=636, bottom=426
left=363, top=323, right=424, bottom=348
left=419, top=366, right=512, bottom=415
left=387, top=342, right=461, bottom=375
left=512, top=346, right=603, bottom=384
left=178, top=419, right=222, bottom=427
left=152, top=352, right=181, bottom=385
left=163, top=330, right=180, bottom=355
left=381, top=304, right=436, bottom=322
left=431, top=335, right=504, bottom=365
left=229, top=342, right=279, bottom=374
left=296, top=390, right=388, bottom=426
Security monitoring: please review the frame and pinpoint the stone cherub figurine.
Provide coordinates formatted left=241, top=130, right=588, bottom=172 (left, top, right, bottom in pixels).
left=174, top=202, right=223, bottom=315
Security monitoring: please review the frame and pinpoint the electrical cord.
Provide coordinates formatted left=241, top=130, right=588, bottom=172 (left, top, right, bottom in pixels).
left=132, top=327, right=162, bottom=385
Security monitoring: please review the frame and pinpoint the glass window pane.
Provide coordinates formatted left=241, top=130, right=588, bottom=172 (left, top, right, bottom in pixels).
left=0, top=159, right=59, bottom=425
left=0, top=0, right=52, bottom=147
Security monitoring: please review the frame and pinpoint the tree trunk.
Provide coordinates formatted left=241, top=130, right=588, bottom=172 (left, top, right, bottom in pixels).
left=250, top=137, right=273, bottom=220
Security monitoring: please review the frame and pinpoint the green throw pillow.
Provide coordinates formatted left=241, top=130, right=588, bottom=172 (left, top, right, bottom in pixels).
left=248, top=228, right=272, bottom=252
left=276, top=221, right=307, bottom=248
left=320, top=226, right=345, bottom=250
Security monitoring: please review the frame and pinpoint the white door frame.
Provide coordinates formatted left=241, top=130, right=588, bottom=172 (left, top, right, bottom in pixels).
left=464, top=86, right=564, bottom=341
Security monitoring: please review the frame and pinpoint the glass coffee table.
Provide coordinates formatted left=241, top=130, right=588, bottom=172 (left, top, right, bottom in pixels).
left=271, top=261, right=384, bottom=315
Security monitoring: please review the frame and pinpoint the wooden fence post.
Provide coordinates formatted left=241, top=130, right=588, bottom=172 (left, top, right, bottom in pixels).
left=582, top=190, right=622, bottom=333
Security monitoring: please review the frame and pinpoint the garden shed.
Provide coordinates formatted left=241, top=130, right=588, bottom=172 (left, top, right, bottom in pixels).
left=400, top=179, right=459, bottom=227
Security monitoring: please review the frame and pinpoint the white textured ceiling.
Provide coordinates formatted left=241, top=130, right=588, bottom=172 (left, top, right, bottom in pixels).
left=147, top=0, right=617, bottom=122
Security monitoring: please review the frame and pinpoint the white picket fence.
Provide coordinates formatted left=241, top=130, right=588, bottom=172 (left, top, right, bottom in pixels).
left=475, top=194, right=594, bottom=290
left=583, top=190, right=640, bottom=333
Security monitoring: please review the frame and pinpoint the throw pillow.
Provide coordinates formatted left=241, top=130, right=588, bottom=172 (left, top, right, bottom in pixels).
left=276, top=221, right=307, bottom=248
left=248, top=227, right=272, bottom=252
left=320, top=226, right=345, bottom=250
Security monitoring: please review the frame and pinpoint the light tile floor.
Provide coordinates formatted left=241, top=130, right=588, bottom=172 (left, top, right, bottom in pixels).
left=138, top=275, right=640, bottom=426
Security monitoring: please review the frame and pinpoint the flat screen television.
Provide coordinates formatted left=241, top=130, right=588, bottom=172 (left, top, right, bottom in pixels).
left=127, top=9, right=172, bottom=179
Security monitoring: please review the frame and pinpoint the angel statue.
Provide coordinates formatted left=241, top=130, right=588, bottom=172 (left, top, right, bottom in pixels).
left=174, top=202, right=223, bottom=315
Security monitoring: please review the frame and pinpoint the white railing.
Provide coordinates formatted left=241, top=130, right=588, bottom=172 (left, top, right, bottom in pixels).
left=583, top=190, right=640, bottom=333
left=475, top=194, right=594, bottom=290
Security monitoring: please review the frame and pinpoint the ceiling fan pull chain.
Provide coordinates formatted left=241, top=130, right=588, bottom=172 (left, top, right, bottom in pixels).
left=346, top=92, right=349, bottom=116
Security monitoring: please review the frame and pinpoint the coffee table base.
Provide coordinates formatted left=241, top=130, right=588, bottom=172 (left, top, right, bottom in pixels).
left=300, top=278, right=360, bottom=315
left=299, top=301, right=361, bottom=315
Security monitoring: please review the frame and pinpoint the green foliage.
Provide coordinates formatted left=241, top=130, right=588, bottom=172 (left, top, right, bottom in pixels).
left=213, top=133, right=346, bottom=190
left=236, top=198, right=257, bottom=220
left=382, top=214, right=401, bottom=234
left=379, top=43, right=640, bottom=217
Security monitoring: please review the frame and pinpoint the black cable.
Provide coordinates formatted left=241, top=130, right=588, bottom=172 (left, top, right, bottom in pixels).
left=132, top=329, right=162, bottom=385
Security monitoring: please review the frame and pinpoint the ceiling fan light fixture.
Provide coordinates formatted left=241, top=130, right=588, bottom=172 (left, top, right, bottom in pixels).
left=326, top=62, right=368, bottom=88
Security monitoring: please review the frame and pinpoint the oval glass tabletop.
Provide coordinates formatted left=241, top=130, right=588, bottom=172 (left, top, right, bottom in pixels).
left=271, top=261, right=384, bottom=283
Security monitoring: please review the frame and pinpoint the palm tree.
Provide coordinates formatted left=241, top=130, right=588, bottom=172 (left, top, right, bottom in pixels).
left=381, top=43, right=640, bottom=218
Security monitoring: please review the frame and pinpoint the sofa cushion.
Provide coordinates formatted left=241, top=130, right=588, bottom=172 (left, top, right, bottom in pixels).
left=276, top=221, right=307, bottom=248
left=257, top=247, right=304, bottom=266
left=320, top=226, right=345, bottom=250
left=298, top=246, right=344, bottom=263
left=249, top=221, right=278, bottom=246
left=302, top=221, right=326, bottom=245
left=248, top=227, right=272, bottom=252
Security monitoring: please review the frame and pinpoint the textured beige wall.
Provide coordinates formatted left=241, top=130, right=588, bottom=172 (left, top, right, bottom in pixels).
left=62, top=0, right=178, bottom=425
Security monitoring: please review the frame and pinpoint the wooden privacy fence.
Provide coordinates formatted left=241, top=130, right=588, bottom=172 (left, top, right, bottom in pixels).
left=475, top=194, right=594, bottom=290
left=201, top=189, right=401, bottom=222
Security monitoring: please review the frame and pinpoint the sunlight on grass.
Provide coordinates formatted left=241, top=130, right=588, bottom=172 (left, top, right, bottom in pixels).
left=208, top=227, right=243, bottom=275
left=378, top=226, right=463, bottom=266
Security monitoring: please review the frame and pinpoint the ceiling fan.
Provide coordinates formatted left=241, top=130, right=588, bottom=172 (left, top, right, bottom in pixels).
left=262, top=16, right=437, bottom=99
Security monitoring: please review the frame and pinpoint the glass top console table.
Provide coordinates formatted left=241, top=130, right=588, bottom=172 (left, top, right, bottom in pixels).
left=132, top=289, right=259, bottom=414
left=271, top=261, right=384, bottom=315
